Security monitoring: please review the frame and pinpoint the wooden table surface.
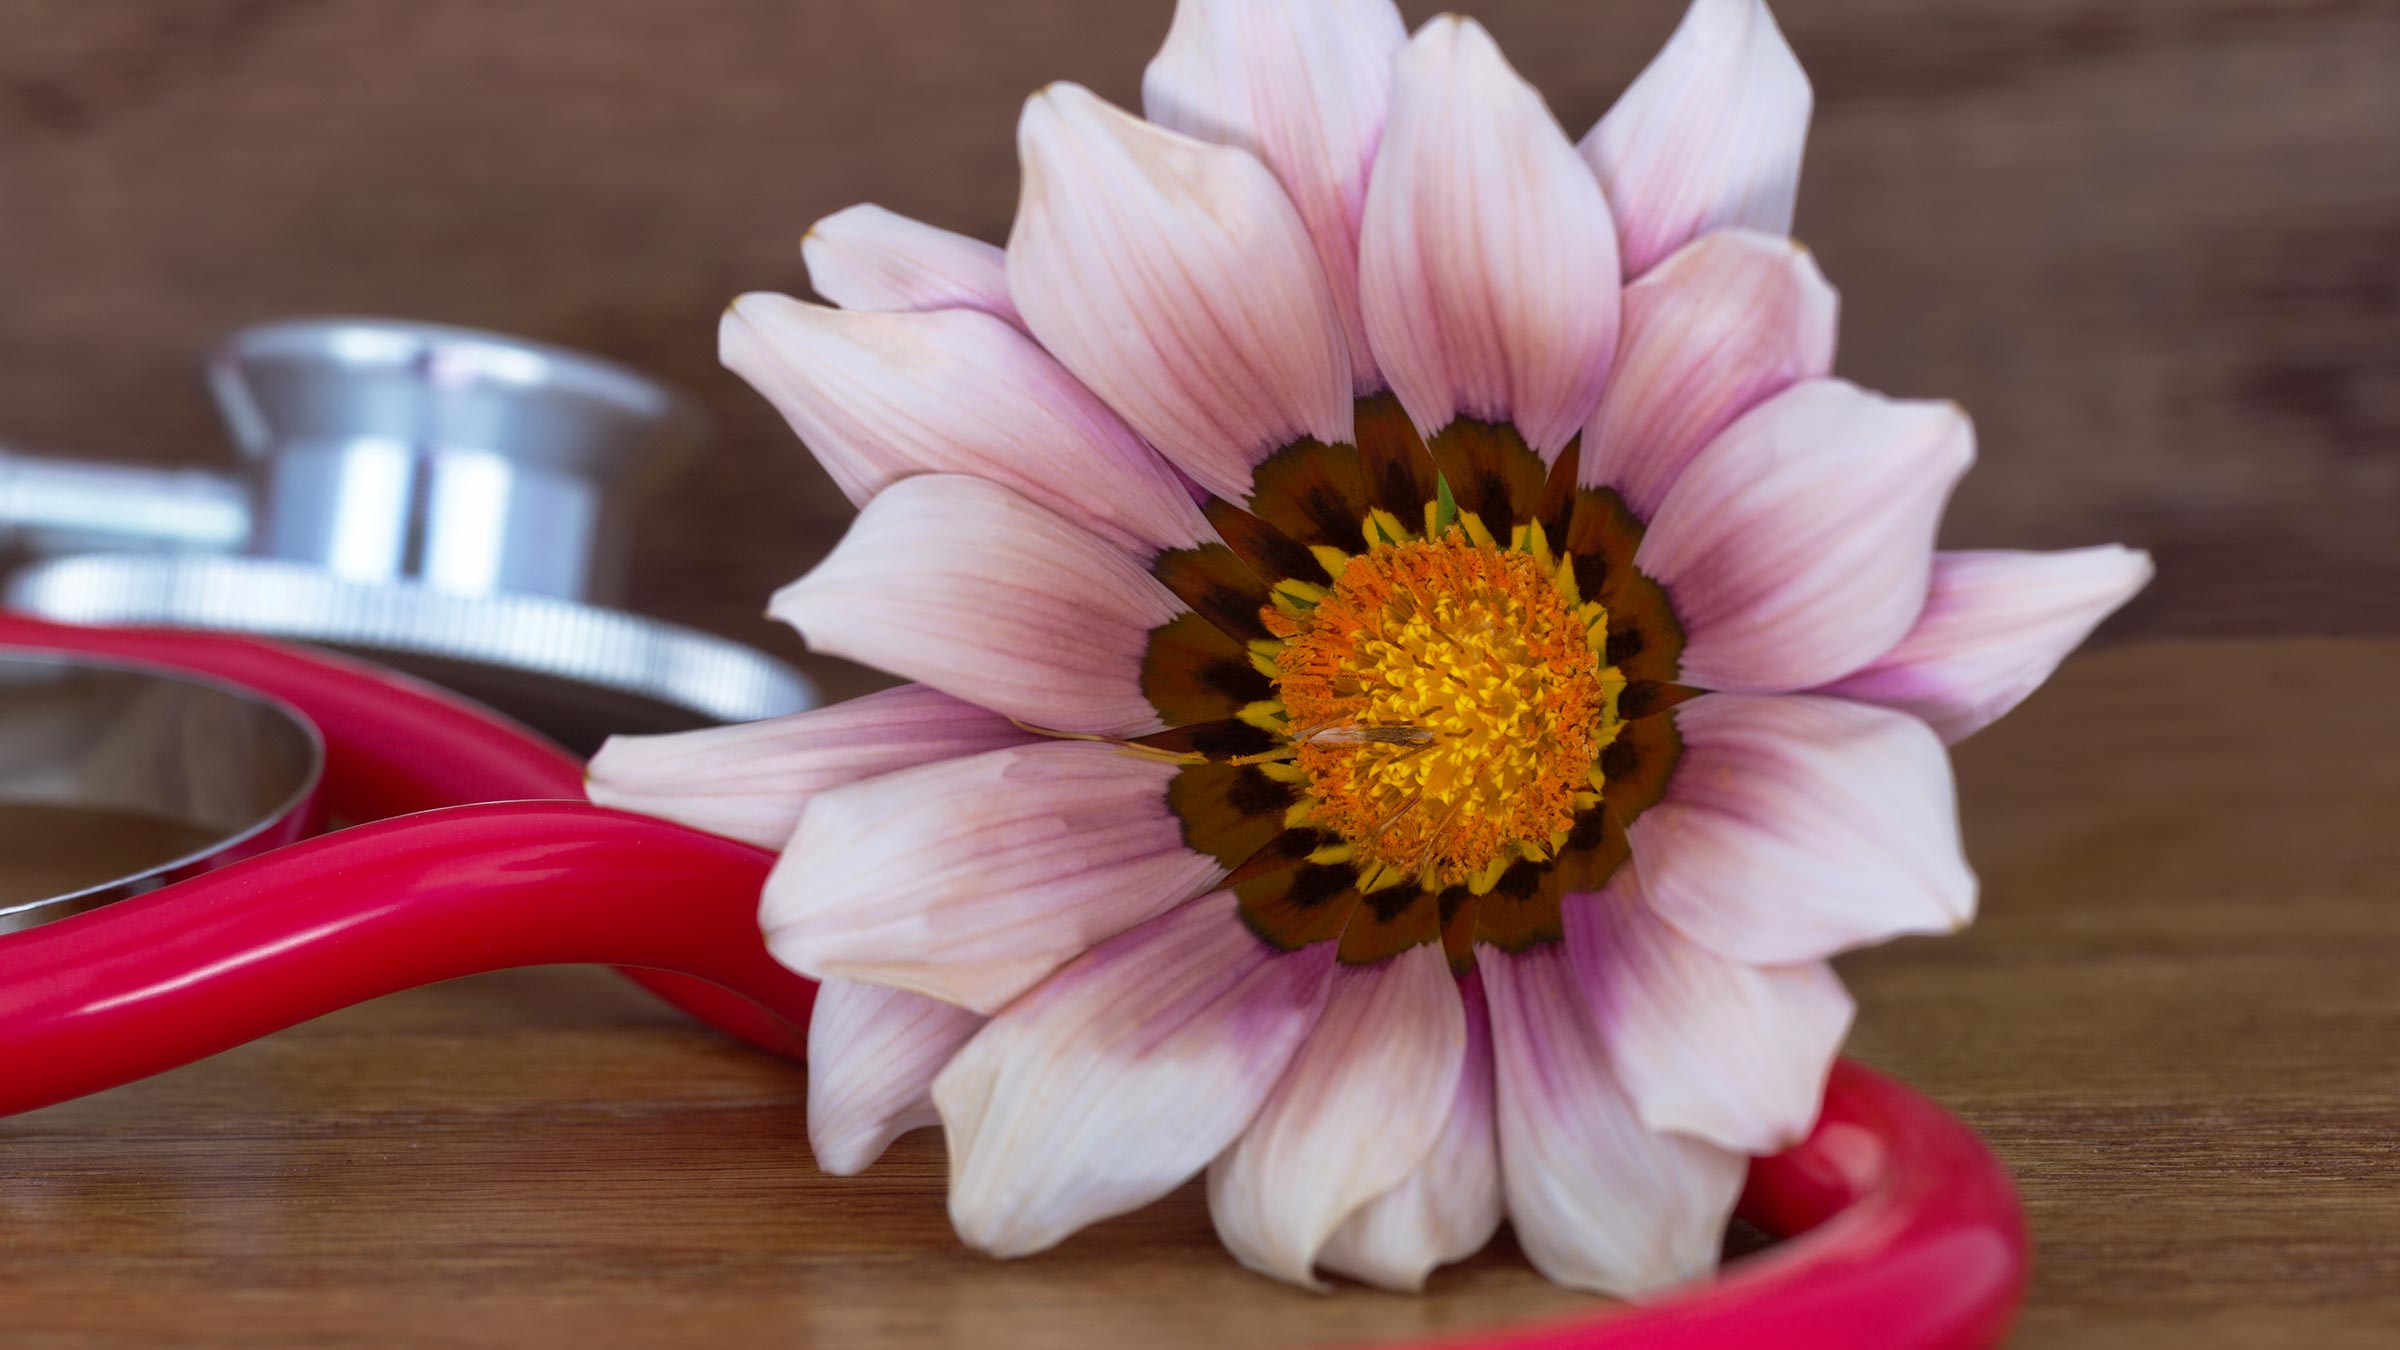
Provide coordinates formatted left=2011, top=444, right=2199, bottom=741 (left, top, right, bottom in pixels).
left=4, top=638, right=2394, bottom=1348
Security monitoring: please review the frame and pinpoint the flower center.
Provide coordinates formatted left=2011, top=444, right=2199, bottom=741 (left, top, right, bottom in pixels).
left=1142, top=405, right=1691, bottom=963
left=1271, top=529, right=1622, bottom=892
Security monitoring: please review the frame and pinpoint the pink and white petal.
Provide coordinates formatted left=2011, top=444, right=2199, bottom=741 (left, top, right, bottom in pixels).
left=1581, top=0, right=1812, bottom=277
left=1207, top=944, right=1465, bottom=1288
left=721, top=295, right=1208, bottom=556
left=1482, top=942, right=1746, bottom=1296
left=1635, top=380, right=1974, bottom=693
left=1817, top=546, right=2155, bottom=744
left=586, top=684, right=1036, bottom=850
left=1629, top=693, right=1976, bottom=966
left=1009, top=83, right=1352, bottom=504
left=1358, top=17, right=1621, bottom=457
left=1566, top=862, right=1853, bottom=1156
left=800, top=203, right=1021, bottom=325
left=770, top=473, right=1185, bottom=736
left=763, top=741, right=1226, bottom=1014
left=1318, top=971, right=1503, bottom=1292
left=1581, top=229, right=1837, bottom=518
left=1143, top=0, right=1406, bottom=393
left=806, top=978, right=985, bottom=1176
left=934, top=892, right=1338, bottom=1257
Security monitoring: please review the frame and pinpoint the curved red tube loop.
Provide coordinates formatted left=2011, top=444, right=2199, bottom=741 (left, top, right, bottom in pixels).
left=0, top=801, right=804, bottom=1118
left=1422, top=1059, right=2029, bottom=1350
left=0, top=613, right=811, bottom=1057
left=0, top=615, right=2027, bottom=1348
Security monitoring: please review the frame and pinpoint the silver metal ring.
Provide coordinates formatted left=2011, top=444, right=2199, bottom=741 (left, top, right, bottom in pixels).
left=6, top=554, right=817, bottom=746
left=0, top=651, right=324, bottom=933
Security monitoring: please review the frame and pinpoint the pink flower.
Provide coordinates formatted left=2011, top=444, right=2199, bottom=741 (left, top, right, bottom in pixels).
left=591, top=0, right=2150, bottom=1296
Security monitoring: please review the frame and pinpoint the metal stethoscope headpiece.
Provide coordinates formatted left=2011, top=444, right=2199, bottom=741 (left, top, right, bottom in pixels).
left=0, top=317, right=814, bottom=745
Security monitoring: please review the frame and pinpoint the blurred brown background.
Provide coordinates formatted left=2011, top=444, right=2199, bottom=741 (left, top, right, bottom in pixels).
left=3, top=0, right=2393, bottom=661
left=4, top=3, right=2398, bottom=1348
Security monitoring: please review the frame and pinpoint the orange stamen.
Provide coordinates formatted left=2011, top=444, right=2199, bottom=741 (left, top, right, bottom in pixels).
left=1272, top=528, right=1621, bottom=890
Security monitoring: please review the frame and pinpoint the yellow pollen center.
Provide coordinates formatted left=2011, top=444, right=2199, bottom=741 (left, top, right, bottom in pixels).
left=1272, top=531, right=1621, bottom=891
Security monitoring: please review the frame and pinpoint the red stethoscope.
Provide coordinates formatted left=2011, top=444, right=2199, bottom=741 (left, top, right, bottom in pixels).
left=0, top=612, right=2028, bottom=1349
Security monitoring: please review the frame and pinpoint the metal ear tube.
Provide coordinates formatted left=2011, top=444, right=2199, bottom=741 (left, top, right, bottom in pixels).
left=0, top=452, right=250, bottom=557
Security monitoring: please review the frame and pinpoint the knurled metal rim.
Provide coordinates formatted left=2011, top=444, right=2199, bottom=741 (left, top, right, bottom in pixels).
left=5, top=553, right=815, bottom=726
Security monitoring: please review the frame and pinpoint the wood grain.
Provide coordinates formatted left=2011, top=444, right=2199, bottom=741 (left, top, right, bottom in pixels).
left=3, top=638, right=2396, bottom=1347
left=1, top=0, right=2394, bottom=689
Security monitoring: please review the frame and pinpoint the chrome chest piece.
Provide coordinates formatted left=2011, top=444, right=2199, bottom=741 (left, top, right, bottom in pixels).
left=1, top=318, right=815, bottom=747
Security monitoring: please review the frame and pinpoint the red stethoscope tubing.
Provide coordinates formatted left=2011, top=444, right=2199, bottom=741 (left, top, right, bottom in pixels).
left=0, top=614, right=811, bottom=1059
left=0, top=614, right=2026, bottom=1348
left=0, top=800, right=802, bottom=1117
